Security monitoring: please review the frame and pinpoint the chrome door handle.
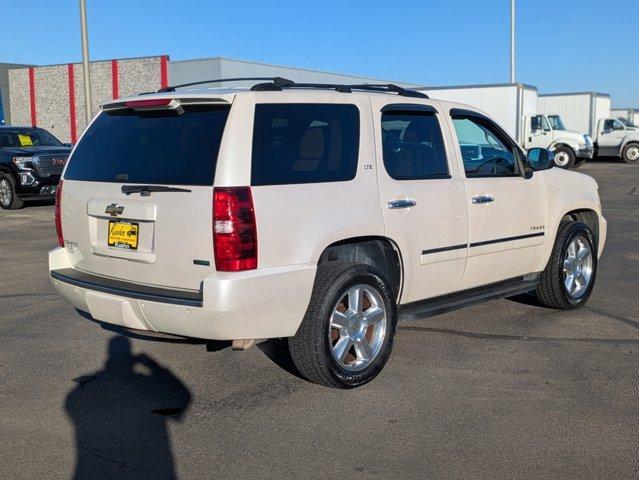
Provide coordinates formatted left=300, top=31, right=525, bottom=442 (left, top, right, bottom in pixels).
left=472, top=194, right=495, bottom=204
left=388, top=199, right=417, bottom=209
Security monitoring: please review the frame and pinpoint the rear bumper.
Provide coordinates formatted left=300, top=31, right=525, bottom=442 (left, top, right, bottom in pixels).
left=49, top=248, right=316, bottom=340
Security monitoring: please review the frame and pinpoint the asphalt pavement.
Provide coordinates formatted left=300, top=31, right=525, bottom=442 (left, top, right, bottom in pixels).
left=1, top=160, right=637, bottom=479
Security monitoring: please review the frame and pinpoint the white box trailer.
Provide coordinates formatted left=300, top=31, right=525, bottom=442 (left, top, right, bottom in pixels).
left=611, top=108, right=639, bottom=127
left=417, top=83, right=535, bottom=145
left=539, top=93, right=639, bottom=163
left=538, top=92, right=611, bottom=138
left=418, top=84, right=593, bottom=168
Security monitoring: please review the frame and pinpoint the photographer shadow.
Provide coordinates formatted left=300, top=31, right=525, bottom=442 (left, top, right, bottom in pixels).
left=65, top=336, right=191, bottom=479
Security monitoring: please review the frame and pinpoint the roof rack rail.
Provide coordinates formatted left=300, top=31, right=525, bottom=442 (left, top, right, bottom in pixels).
left=251, top=81, right=428, bottom=98
left=157, top=77, right=295, bottom=93
left=157, top=77, right=428, bottom=99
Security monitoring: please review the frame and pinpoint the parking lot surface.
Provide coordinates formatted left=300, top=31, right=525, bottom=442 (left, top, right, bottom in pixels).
left=1, top=161, right=638, bottom=479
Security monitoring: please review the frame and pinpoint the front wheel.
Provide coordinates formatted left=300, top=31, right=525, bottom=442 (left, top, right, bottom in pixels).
left=289, top=262, right=397, bottom=388
left=0, top=174, right=23, bottom=210
left=622, top=143, right=639, bottom=164
left=536, top=221, right=597, bottom=309
left=552, top=147, right=576, bottom=169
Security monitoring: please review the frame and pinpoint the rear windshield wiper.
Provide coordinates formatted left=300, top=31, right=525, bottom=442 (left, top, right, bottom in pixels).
left=121, top=185, right=192, bottom=196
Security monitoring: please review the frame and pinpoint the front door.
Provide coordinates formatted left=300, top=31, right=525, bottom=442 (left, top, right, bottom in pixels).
left=526, top=115, right=552, bottom=149
left=372, top=99, right=468, bottom=304
left=597, top=118, right=626, bottom=154
left=447, top=110, right=549, bottom=289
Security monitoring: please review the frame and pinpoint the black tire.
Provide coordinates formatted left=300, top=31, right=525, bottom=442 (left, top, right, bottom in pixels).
left=288, top=261, right=397, bottom=388
left=536, top=221, right=597, bottom=309
left=621, top=143, right=639, bottom=164
left=0, top=174, right=23, bottom=210
left=572, top=157, right=586, bottom=169
left=552, top=147, right=576, bottom=169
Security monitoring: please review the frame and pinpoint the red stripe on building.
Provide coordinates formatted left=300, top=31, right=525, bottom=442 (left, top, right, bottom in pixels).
left=67, top=64, right=77, bottom=144
left=160, top=55, right=168, bottom=88
left=111, top=60, right=119, bottom=99
left=28, top=67, right=37, bottom=126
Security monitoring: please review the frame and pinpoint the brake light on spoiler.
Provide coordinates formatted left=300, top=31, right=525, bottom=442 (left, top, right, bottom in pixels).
left=213, top=187, right=257, bottom=272
left=124, top=98, right=173, bottom=108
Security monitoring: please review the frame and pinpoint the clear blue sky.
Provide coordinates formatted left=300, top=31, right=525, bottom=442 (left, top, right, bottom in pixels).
left=2, top=0, right=638, bottom=106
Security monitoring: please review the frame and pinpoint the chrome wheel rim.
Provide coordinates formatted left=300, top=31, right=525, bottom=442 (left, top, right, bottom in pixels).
left=0, top=179, right=11, bottom=207
left=563, top=236, right=593, bottom=298
left=626, top=146, right=639, bottom=161
left=554, top=151, right=569, bottom=167
left=329, top=284, right=387, bottom=372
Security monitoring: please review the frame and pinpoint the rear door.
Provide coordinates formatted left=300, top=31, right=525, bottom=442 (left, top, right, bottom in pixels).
left=60, top=98, right=232, bottom=291
left=371, top=99, right=468, bottom=304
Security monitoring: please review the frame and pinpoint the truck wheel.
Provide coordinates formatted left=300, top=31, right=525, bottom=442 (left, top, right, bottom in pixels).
left=553, top=147, right=575, bottom=169
left=289, top=261, right=397, bottom=388
left=0, top=174, right=23, bottom=210
left=536, top=221, right=597, bottom=309
left=621, top=143, right=639, bottom=163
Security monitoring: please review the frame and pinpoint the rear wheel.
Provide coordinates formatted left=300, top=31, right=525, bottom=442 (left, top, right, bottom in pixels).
left=622, top=143, right=639, bottom=164
left=553, top=147, right=576, bottom=169
left=0, top=174, right=23, bottom=210
left=536, top=221, right=597, bottom=309
left=289, top=262, right=397, bottom=388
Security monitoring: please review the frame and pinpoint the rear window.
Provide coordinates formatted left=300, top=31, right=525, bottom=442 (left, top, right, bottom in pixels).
left=64, top=105, right=230, bottom=185
left=251, top=103, right=359, bottom=186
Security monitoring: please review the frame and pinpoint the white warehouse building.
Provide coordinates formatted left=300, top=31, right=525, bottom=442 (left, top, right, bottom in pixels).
left=168, top=57, right=418, bottom=89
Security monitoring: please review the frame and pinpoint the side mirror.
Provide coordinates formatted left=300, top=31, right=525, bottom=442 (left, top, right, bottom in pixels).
left=527, top=148, right=554, bottom=171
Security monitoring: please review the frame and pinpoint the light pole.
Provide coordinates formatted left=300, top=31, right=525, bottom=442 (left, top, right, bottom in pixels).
left=79, top=0, right=93, bottom=126
left=510, top=0, right=516, bottom=83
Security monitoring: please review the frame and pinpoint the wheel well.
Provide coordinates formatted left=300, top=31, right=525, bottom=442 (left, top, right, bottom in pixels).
left=562, top=209, right=599, bottom=245
left=553, top=143, right=574, bottom=154
left=318, top=237, right=403, bottom=301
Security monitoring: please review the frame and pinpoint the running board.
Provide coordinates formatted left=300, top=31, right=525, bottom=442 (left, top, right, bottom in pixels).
left=398, top=273, right=540, bottom=321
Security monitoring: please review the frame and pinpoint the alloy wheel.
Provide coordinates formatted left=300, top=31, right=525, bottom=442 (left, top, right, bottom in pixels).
left=563, top=236, right=593, bottom=298
left=328, top=284, right=387, bottom=372
left=0, top=179, right=12, bottom=207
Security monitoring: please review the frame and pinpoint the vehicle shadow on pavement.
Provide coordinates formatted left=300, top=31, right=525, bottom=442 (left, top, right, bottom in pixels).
left=64, top=336, right=191, bottom=480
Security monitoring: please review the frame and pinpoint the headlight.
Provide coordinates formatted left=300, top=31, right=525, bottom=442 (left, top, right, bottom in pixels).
left=12, top=156, right=34, bottom=170
left=583, top=135, right=593, bottom=146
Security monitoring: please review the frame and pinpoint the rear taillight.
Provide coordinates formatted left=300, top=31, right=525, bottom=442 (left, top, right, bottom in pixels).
left=54, top=180, right=64, bottom=247
left=213, top=187, right=257, bottom=271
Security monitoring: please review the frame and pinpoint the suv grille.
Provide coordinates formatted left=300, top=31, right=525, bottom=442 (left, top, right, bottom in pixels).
left=32, top=154, right=68, bottom=178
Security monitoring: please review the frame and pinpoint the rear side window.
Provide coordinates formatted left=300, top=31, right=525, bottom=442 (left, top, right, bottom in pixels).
left=381, top=111, right=449, bottom=180
left=64, top=105, right=230, bottom=185
left=251, top=104, right=359, bottom=186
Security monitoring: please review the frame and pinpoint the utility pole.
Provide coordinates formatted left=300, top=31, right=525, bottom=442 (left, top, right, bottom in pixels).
left=79, top=0, right=93, bottom=125
left=510, top=0, right=516, bottom=83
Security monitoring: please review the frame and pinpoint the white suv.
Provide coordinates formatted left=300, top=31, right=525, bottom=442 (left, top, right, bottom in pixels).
left=49, top=78, right=607, bottom=388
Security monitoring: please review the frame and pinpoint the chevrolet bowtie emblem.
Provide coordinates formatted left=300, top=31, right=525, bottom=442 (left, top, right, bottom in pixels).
left=105, top=203, right=125, bottom=217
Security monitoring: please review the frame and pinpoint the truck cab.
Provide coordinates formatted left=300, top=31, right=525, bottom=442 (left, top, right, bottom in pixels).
left=524, top=114, right=593, bottom=168
left=594, top=117, right=639, bottom=163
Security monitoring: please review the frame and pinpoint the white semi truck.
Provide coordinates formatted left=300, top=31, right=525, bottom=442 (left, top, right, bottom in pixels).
left=418, top=84, right=593, bottom=168
left=539, top=93, right=639, bottom=164
left=611, top=108, right=639, bottom=128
